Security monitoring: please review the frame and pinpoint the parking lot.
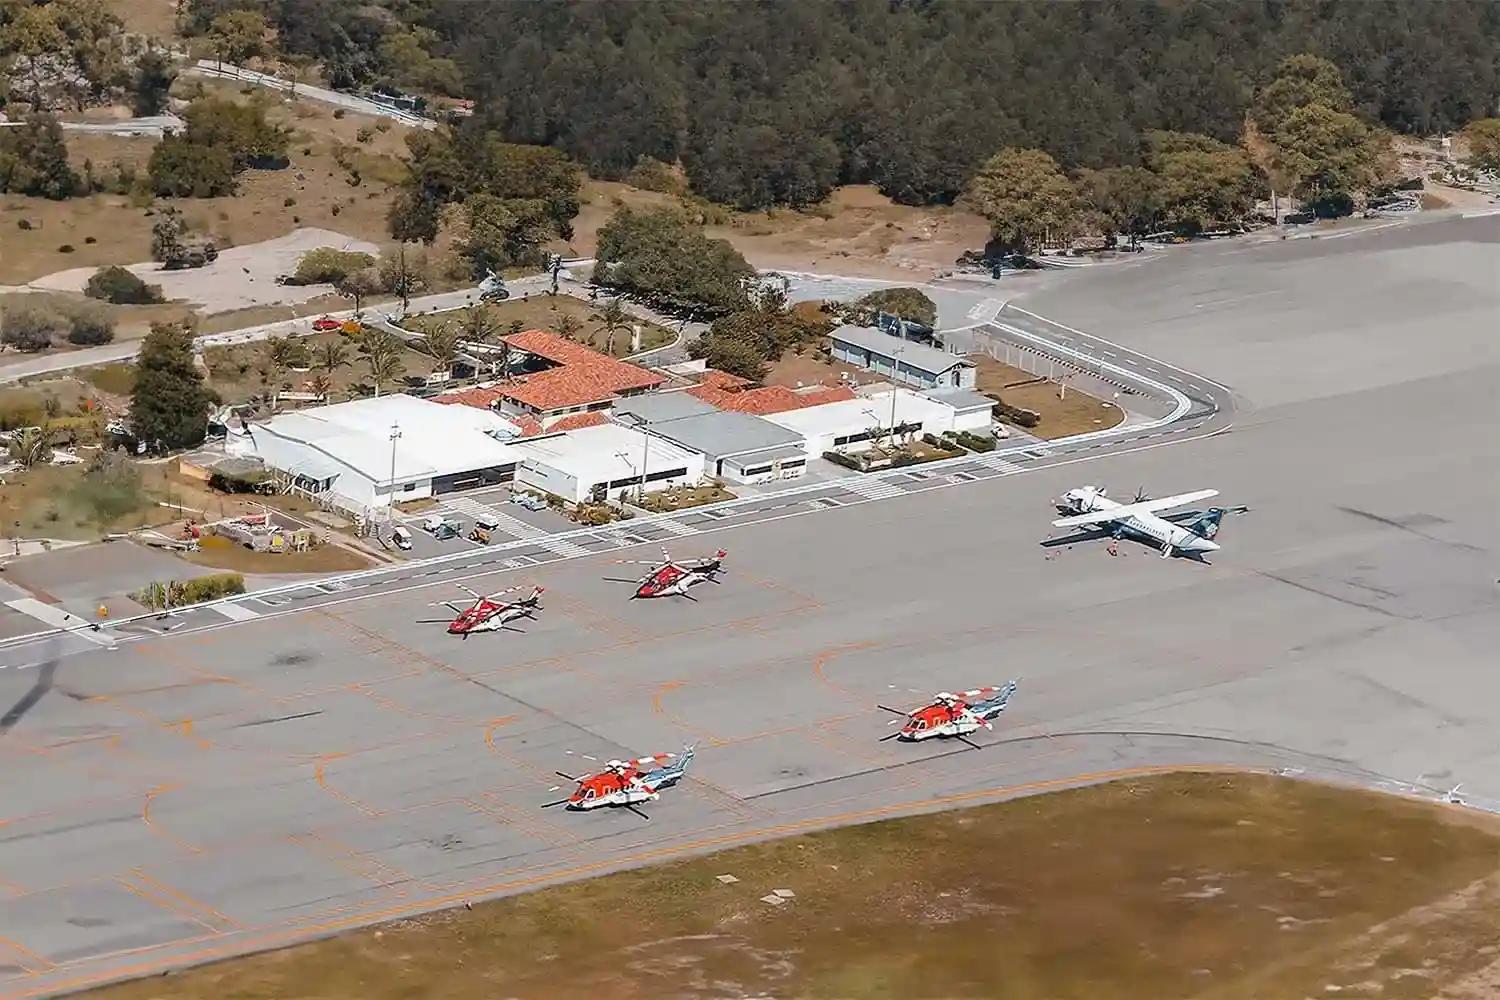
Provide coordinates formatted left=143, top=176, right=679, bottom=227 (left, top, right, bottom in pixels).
left=390, top=485, right=578, bottom=559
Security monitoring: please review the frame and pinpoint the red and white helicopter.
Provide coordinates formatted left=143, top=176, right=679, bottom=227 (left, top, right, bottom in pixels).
left=541, top=746, right=695, bottom=818
left=418, top=583, right=544, bottom=637
left=610, top=547, right=727, bottom=600
left=878, top=681, right=1019, bottom=749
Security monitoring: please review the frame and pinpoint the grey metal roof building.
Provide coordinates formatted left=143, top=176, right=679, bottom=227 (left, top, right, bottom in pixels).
left=829, top=324, right=976, bottom=390
left=612, top=391, right=719, bottom=424
left=631, top=409, right=809, bottom=484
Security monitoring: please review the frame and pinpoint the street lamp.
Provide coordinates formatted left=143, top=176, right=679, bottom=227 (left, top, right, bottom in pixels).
left=387, top=420, right=402, bottom=509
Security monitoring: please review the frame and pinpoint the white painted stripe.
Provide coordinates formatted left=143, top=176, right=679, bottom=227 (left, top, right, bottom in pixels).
left=653, top=518, right=697, bottom=536
left=539, top=536, right=590, bottom=557
left=446, top=497, right=545, bottom=539
left=4, top=599, right=116, bottom=646
left=212, top=602, right=261, bottom=622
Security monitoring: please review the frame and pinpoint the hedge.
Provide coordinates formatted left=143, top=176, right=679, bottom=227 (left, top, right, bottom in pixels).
left=131, top=572, right=246, bottom=611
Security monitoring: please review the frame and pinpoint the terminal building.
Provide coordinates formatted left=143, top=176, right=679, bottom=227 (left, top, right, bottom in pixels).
left=510, top=422, right=705, bottom=503
left=764, top=387, right=993, bottom=459
left=828, top=325, right=977, bottom=391
left=226, top=394, right=522, bottom=513
left=614, top=393, right=808, bottom=485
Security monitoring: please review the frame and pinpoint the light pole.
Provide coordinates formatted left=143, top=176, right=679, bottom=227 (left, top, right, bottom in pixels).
left=387, top=420, right=402, bottom=509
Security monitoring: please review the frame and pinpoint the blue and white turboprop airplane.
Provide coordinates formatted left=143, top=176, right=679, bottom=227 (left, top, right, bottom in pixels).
left=1049, top=486, right=1249, bottom=559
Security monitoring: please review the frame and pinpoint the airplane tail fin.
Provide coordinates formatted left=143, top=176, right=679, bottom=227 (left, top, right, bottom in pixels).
left=1186, top=505, right=1248, bottom=540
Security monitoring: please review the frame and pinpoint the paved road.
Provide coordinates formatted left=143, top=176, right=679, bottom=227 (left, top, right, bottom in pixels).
left=2, top=214, right=1498, bottom=996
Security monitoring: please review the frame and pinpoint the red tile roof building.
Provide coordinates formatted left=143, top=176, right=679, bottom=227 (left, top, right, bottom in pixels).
left=686, top=369, right=857, bottom=416
left=433, top=329, right=664, bottom=429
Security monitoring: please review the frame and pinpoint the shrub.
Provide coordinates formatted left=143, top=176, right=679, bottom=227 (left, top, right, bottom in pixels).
left=84, top=236, right=97, bottom=244
left=333, top=108, right=346, bottom=119
left=57, top=244, right=74, bottom=254
left=991, top=398, right=1040, bottom=428
left=822, top=450, right=864, bottom=470
left=149, top=134, right=236, bottom=197
left=283, top=196, right=296, bottom=207
left=66, top=303, right=117, bottom=346
left=0, top=302, right=65, bottom=352
left=355, top=126, right=374, bottom=143
left=16, top=219, right=33, bottom=231
left=85, top=266, right=164, bottom=305
left=131, top=572, right=246, bottom=611
left=289, top=246, right=377, bottom=285
left=70, top=449, right=144, bottom=524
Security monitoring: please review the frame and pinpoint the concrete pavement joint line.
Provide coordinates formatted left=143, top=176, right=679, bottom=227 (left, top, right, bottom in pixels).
left=6, top=763, right=1247, bottom=998
left=0, top=311, right=1227, bottom=657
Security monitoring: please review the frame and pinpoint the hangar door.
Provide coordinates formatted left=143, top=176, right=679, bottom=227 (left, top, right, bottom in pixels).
left=432, top=464, right=515, bottom=495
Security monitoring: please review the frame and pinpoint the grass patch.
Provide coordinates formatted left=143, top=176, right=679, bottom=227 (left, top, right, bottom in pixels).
left=86, top=773, right=1500, bottom=1000
left=971, top=355, right=1124, bottom=440
left=81, top=362, right=136, bottom=397
left=0, top=458, right=162, bottom=540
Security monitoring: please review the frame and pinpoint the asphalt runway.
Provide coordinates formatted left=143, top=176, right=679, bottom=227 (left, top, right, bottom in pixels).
left=2, top=213, right=1499, bottom=996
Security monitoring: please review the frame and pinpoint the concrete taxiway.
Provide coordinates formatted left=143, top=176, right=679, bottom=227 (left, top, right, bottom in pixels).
left=0, top=213, right=1497, bottom=996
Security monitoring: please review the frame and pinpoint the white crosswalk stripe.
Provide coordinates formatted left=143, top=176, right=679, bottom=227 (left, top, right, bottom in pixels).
left=445, top=496, right=545, bottom=539
left=974, top=454, right=1023, bottom=474
left=843, top=476, right=904, bottom=499
left=537, top=536, right=590, bottom=557
left=653, top=517, right=697, bottom=536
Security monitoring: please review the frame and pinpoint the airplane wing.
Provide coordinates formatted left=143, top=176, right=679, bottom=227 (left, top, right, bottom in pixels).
left=1052, top=490, right=1219, bottom=528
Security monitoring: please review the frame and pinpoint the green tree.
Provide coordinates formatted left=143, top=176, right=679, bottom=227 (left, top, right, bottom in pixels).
left=207, top=9, right=269, bottom=69
left=132, top=46, right=177, bottom=116
left=462, top=192, right=554, bottom=273
left=964, top=148, right=1081, bottom=252
left=315, top=339, right=349, bottom=379
left=7, top=425, right=53, bottom=469
left=335, top=267, right=382, bottom=316
left=65, top=302, right=115, bottom=346
left=85, top=266, right=164, bottom=305
left=555, top=313, right=583, bottom=341
left=150, top=206, right=188, bottom=263
left=1462, top=119, right=1500, bottom=172
left=1253, top=54, right=1353, bottom=136
left=379, top=247, right=428, bottom=311
left=693, top=333, right=767, bottom=382
left=1, top=4, right=64, bottom=107
left=422, top=324, right=461, bottom=375
left=147, top=134, right=236, bottom=197
left=360, top=333, right=405, bottom=396
left=293, top=247, right=378, bottom=285
left=1075, top=166, right=1162, bottom=241
left=130, top=321, right=211, bottom=451
left=592, top=206, right=753, bottom=316
left=182, top=97, right=289, bottom=170
left=458, top=306, right=497, bottom=345
left=852, top=288, right=937, bottom=327
left=590, top=297, right=632, bottom=356
left=0, top=114, right=80, bottom=199
left=1270, top=103, right=1384, bottom=211
left=1147, top=135, right=1258, bottom=233
left=0, top=301, right=64, bottom=351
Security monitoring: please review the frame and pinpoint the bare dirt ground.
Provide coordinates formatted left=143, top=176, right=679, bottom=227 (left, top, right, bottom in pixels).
left=1, top=82, right=413, bottom=289
left=566, top=181, right=988, bottom=283
left=763, top=350, right=884, bottom=389
left=26, top=228, right=379, bottom=313
left=405, top=297, right=674, bottom=357
left=971, top=356, right=1124, bottom=439
left=103, top=0, right=177, bottom=37
left=183, top=533, right=372, bottom=575
left=87, top=773, right=1500, bottom=1000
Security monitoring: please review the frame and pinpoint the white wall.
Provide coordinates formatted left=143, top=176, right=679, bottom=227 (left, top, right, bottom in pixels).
left=516, top=461, right=582, bottom=503
left=951, top=408, right=993, bottom=434
left=721, top=456, right=807, bottom=484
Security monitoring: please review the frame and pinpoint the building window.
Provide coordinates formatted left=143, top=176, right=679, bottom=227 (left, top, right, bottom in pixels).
left=742, top=465, right=772, bottom=477
left=603, top=466, right=688, bottom=491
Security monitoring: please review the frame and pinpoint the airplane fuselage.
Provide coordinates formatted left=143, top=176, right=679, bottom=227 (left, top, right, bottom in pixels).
left=1057, top=493, right=1219, bottom=555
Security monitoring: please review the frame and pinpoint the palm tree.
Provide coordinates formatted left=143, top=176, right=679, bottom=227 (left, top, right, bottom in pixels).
left=423, top=324, right=462, bottom=377
left=310, top=372, right=333, bottom=402
left=316, top=339, right=349, bottom=378
left=590, top=297, right=632, bottom=357
left=263, top=336, right=301, bottom=411
left=365, top=349, right=405, bottom=397
left=7, top=426, right=52, bottom=468
left=556, top=313, right=583, bottom=342
left=459, top=307, right=496, bottom=345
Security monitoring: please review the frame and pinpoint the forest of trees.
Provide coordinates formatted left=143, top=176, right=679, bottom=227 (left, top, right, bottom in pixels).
left=435, top=0, right=1500, bottom=209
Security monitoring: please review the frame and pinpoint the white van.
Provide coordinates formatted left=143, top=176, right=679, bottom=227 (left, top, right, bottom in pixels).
left=392, top=526, right=413, bottom=550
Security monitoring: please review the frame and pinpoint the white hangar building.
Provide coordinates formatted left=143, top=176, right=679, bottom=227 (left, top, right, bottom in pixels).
left=510, top=422, right=705, bottom=503
left=227, top=394, right=522, bottom=513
